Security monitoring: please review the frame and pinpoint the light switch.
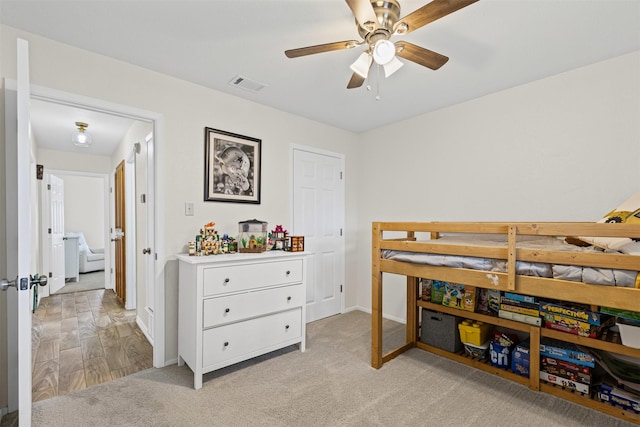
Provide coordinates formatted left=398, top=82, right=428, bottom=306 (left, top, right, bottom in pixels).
left=185, top=202, right=194, bottom=216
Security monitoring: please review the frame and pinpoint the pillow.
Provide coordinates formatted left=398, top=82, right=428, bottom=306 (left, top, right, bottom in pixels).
left=579, top=192, right=640, bottom=254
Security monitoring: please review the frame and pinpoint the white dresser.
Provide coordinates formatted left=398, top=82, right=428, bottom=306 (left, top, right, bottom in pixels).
left=177, top=251, right=307, bottom=389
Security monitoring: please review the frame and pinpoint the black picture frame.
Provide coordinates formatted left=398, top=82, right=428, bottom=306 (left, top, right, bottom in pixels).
left=204, top=127, right=261, bottom=204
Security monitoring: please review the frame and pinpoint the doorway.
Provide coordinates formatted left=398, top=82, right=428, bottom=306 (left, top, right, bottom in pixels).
left=41, top=171, right=110, bottom=298
left=26, top=87, right=164, bottom=399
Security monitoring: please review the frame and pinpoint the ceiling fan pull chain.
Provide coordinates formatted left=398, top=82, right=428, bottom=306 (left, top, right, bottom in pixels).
left=375, top=64, right=381, bottom=101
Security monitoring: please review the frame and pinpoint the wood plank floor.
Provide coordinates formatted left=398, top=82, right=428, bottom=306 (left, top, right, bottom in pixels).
left=31, top=289, right=153, bottom=402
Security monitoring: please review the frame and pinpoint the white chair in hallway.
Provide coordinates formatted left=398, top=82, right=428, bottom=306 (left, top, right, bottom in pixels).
left=65, top=231, right=105, bottom=273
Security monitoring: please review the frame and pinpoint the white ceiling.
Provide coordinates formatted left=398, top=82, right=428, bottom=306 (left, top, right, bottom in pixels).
left=30, top=99, right=138, bottom=156
left=3, top=0, right=640, bottom=154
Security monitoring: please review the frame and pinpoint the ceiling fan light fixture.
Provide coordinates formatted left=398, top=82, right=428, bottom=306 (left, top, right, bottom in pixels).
left=71, top=121, right=92, bottom=147
left=383, top=56, right=403, bottom=78
left=372, top=39, right=395, bottom=65
left=350, top=52, right=372, bottom=78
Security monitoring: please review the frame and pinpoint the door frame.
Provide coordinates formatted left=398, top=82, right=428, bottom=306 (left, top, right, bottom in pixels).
left=28, top=84, right=166, bottom=368
left=289, top=144, right=346, bottom=320
left=125, top=148, right=137, bottom=310
left=39, top=169, right=111, bottom=299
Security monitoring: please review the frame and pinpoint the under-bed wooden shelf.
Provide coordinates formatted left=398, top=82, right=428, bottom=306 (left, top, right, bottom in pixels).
left=372, top=221, right=640, bottom=424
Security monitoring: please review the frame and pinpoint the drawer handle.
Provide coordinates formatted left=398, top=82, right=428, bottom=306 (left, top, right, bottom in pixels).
left=225, top=308, right=230, bottom=313
left=285, top=325, right=290, bottom=330
left=286, top=270, right=291, bottom=276
left=223, top=341, right=229, bottom=347
left=224, top=278, right=230, bottom=284
left=287, top=296, right=292, bottom=302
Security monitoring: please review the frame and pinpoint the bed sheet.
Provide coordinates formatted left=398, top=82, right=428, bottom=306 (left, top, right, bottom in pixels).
left=381, top=234, right=637, bottom=287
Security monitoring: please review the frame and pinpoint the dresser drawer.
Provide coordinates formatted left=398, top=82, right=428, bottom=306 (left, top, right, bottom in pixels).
left=202, top=259, right=302, bottom=296
left=202, top=308, right=302, bottom=368
left=203, top=284, right=304, bottom=328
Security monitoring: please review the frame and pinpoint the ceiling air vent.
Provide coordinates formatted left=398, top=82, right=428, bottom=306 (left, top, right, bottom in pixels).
left=228, top=75, right=267, bottom=93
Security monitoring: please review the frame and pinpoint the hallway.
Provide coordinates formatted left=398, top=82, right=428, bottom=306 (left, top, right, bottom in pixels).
left=31, top=289, right=153, bottom=401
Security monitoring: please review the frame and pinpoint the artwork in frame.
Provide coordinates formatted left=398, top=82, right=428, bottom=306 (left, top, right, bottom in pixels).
left=204, top=127, right=261, bottom=204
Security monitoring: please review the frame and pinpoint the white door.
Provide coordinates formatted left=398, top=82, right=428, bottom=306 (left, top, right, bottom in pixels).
left=292, top=147, right=345, bottom=322
left=48, top=174, right=66, bottom=294
left=140, top=133, right=155, bottom=340
left=4, top=38, right=35, bottom=426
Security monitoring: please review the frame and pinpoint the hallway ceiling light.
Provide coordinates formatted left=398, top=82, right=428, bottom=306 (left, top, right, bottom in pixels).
left=72, top=121, right=92, bottom=147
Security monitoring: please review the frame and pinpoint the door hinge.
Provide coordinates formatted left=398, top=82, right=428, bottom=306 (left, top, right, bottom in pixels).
left=47, top=184, right=51, bottom=190
left=340, top=284, right=343, bottom=293
left=49, top=272, right=52, bottom=278
left=340, top=171, right=343, bottom=180
left=140, top=194, right=146, bottom=203
left=110, top=268, right=114, bottom=274
left=340, top=228, right=343, bottom=236
left=48, top=228, right=52, bottom=234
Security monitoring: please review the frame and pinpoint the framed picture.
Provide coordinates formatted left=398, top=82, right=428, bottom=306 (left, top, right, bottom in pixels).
left=204, top=127, right=261, bottom=204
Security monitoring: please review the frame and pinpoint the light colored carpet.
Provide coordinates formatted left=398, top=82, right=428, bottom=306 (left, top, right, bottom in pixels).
left=54, top=271, right=105, bottom=294
left=32, top=311, right=636, bottom=427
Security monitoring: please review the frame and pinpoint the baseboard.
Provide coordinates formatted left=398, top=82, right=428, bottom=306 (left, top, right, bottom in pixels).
left=344, top=305, right=407, bottom=324
left=0, top=407, right=7, bottom=419
left=136, top=316, right=154, bottom=346
left=165, top=358, right=178, bottom=366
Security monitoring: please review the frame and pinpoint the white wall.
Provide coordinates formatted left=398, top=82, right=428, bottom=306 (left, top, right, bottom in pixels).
left=0, top=25, right=360, bottom=363
left=59, top=175, right=105, bottom=248
left=356, top=50, right=640, bottom=321
left=3, top=24, right=638, bottom=364
left=37, top=148, right=112, bottom=174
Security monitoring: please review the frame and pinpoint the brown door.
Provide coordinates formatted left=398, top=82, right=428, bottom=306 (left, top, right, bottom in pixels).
left=114, top=160, right=126, bottom=305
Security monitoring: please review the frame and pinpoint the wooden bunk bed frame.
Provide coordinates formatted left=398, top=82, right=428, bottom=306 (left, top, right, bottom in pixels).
left=372, top=221, right=640, bottom=424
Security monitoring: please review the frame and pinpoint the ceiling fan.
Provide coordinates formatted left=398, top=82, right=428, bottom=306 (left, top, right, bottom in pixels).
left=285, top=0, right=479, bottom=89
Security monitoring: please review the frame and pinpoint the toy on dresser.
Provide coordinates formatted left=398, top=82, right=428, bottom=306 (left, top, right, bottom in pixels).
left=200, top=222, right=220, bottom=255
left=189, top=222, right=237, bottom=256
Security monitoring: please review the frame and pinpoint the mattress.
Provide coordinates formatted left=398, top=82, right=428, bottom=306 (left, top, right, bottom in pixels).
left=381, top=234, right=637, bottom=287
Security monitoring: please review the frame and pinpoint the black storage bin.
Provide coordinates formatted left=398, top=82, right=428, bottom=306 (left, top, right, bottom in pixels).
left=420, top=308, right=463, bottom=353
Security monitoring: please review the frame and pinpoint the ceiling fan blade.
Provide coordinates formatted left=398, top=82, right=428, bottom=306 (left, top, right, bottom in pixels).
left=285, top=40, right=360, bottom=58
left=394, top=0, right=479, bottom=34
left=347, top=72, right=366, bottom=89
left=345, top=0, right=380, bottom=31
left=395, top=41, right=449, bottom=70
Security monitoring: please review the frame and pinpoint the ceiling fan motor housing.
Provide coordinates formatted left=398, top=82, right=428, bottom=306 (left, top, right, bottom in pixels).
left=358, top=0, right=401, bottom=41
